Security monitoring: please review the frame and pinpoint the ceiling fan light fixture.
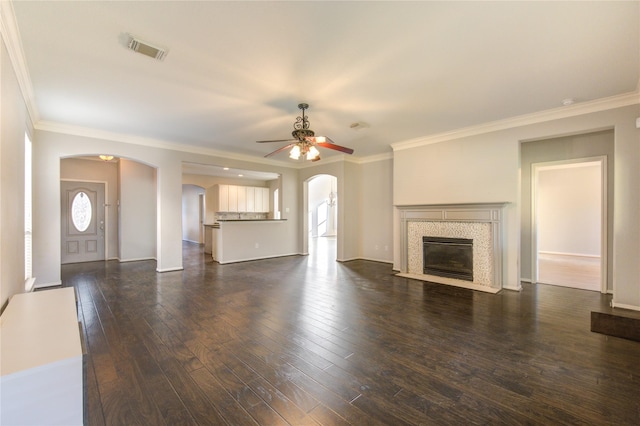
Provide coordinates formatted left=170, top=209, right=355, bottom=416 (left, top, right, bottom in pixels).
left=306, top=146, right=320, bottom=160
left=289, top=145, right=301, bottom=159
left=257, top=103, right=354, bottom=161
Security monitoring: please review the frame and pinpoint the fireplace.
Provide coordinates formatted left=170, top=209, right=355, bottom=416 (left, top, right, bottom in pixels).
left=397, top=203, right=507, bottom=293
left=423, top=236, right=473, bottom=281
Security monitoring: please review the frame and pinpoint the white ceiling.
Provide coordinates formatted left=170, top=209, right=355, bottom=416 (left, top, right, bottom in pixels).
left=9, top=1, right=640, bottom=164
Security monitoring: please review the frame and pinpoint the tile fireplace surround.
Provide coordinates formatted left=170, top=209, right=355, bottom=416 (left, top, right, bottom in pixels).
left=397, top=203, right=508, bottom=293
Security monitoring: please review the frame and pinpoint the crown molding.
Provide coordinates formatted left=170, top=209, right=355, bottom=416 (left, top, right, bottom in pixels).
left=391, top=90, right=640, bottom=152
left=0, top=0, right=39, bottom=126
left=346, top=151, right=393, bottom=164
left=35, top=120, right=392, bottom=169
left=35, top=120, right=299, bottom=169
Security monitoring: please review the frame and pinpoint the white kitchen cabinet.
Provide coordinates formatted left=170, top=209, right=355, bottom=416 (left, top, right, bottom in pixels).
left=260, top=187, right=270, bottom=212
left=212, top=184, right=269, bottom=213
left=236, top=186, right=247, bottom=212
left=228, top=185, right=238, bottom=212
left=217, top=184, right=229, bottom=212
left=254, top=186, right=263, bottom=212
left=246, top=187, right=255, bottom=212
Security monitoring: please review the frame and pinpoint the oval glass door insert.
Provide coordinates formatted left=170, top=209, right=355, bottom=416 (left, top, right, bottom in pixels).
left=71, top=191, right=92, bottom=232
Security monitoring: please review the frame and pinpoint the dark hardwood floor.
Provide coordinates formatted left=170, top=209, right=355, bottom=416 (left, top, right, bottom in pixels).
left=60, top=239, right=640, bottom=425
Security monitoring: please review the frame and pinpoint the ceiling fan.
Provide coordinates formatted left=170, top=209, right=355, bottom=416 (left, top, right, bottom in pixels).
left=257, top=103, right=354, bottom=161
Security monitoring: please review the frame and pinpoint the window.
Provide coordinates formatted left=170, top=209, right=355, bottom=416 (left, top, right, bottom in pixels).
left=24, top=133, right=33, bottom=288
left=317, top=201, right=328, bottom=236
left=71, top=192, right=92, bottom=232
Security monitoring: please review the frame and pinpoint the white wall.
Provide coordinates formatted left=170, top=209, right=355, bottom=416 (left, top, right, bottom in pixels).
left=393, top=104, right=640, bottom=309
left=182, top=184, right=204, bottom=243
left=0, top=38, right=29, bottom=308
left=394, top=130, right=520, bottom=291
left=119, top=159, right=156, bottom=261
left=32, top=131, right=183, bottom=283
left=60, top=158, right=119, bottom=259
left=30, top=129, right=300, bottom=285
left=298, top=158, right=394, bottom=263
left=360, top=159, right=393, bottom=263
left=537, top=164, right=601, bottom=256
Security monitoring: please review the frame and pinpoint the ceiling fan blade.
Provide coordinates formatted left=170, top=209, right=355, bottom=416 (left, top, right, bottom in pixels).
left=311, top=155, right=321, bottom=162
left=264, top=143, right=295, bottom=158
left=317, top=142, right=354, bottom=155
left=257, top=139, right=297, bottom=143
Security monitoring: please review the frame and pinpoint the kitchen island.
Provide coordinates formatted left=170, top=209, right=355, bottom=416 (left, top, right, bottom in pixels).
left=204, top=219, right=293, bottom=264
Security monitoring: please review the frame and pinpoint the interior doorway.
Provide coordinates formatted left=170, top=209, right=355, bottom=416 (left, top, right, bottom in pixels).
left=305, top=174, right=338, bottom=258
left=181, top=184, right=206, bottom=244
left=531, top=157, right=607, bottom=292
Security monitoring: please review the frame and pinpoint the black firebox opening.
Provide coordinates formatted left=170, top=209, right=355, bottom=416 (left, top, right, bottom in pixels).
left=423, top=236, right=473, bottom=281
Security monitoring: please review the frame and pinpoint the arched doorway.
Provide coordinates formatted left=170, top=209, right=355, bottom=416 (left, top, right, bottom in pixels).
left=60, top=155, right=158, bottom=264
left=305, top=174, right=338, bottom=260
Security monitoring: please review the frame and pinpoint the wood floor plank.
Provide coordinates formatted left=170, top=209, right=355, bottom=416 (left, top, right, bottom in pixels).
left=199, top=346, right=289, bottom=425
left=59, top=241, right=640, bottom=425
left=231, top=344, right=321, bottom=414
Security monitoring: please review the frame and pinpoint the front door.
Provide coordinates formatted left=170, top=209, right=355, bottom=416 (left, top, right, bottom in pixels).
left=61, top=181, right=105, bottom=264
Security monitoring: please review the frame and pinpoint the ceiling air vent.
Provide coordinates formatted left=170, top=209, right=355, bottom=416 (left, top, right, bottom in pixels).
left=127, top=35, right=167, bottom=61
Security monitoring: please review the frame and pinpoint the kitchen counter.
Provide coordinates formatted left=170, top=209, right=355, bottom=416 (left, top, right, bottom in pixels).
left=204, top=219, right=294, bottom=264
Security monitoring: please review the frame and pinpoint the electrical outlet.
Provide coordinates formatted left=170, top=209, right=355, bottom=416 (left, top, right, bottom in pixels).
left=254, top=243, right=259, bottom=249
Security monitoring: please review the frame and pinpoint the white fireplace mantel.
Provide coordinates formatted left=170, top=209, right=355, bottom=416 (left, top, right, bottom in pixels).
left=396, top=203, right=508, bottom=293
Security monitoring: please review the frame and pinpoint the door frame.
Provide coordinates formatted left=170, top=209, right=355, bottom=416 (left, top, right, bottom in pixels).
left=61, top=178, right=110, bottom=261
left=199, top=192, right=205, bottom=244
left=530, top=156, right=607, bottom=293
left=302, top=174, right=340, bottom=258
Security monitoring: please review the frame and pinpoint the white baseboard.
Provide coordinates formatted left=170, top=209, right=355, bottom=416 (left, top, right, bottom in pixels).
left=352, top=256, right=393, bottom=265
left=33, top=280, right=62, bottom=289
left=182, top=239, right=201, bottom=244
left=611, top=301, right=640, bottom=312
left=502, top=283, right=523, bottom=291
left=156, top=266, right=184, bottom=273
left=118, top=257, right=156, bottom=263
left=538, top=251, right=600, bottom=259
left=217, top=253, right=300, bottom=265
left=24, top=277, right=37, bottom=292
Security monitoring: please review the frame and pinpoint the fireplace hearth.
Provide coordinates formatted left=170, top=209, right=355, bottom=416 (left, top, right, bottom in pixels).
left=423, top=236, right=473, bottom=281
